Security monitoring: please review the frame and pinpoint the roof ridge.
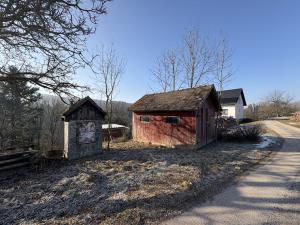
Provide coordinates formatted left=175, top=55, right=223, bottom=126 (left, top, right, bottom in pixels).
left=145, top=84, right=213, bottom=96
left=128, top=84, right=218, bottom=112
left=219, top=88, right=243, bottom=92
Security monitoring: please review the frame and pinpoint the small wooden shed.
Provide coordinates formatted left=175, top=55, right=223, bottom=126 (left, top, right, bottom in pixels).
left=102, top=124, right=129, bottom=142
left=62, top=96, right=106, bottom=159
left=128, top=85, right=220, bottom=147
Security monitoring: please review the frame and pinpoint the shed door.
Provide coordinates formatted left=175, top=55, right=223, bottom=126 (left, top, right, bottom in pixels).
left=196, top=108, right=207, bottom=146
left=196, top=109, right=202, bottom=145
left=198, top=108, right=208, bottom=146
left=205, top=108, right=209, bottom=144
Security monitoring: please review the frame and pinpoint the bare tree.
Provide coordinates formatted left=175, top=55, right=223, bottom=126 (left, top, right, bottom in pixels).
left=41, top=98, right=66, bottom=153
left=150, top=54, right=171, bottom=93
left=213, top=36, right=234, bottom=132
left=0, top=0, right=111, bottom=101
left=214, top=37, right=234, bottom=93
left=181, top=28, right=214, bottom=88
left=96, top=45, right=125, bottom=149
left=264, top=90, right=294, bottom=117
left=244, top=104, right=260, bottom=121
left=151, top=49, right=181, bottom=92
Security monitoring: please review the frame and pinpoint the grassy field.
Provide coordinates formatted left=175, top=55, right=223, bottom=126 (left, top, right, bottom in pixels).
left=0, top=136, right=282, bottom=225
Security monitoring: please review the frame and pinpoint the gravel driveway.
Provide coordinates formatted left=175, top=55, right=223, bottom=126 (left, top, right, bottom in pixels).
left=162, top=120, right=300, bottom=225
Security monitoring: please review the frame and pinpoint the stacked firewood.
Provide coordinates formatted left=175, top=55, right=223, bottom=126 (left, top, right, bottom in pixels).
left=293, top=111, right=300, bottom=121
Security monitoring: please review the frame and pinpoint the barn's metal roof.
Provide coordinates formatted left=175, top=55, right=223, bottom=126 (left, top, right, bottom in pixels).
left=128, top=84, right=219, bottom=112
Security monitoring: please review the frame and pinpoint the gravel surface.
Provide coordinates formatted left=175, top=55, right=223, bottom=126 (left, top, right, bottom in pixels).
left=0, top=134, right=281, bottom=225
left=162, top=121, right=300, bottom=225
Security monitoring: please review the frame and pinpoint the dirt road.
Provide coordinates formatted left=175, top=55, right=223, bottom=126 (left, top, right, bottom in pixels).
left=162, top=121, right=300, bottom=225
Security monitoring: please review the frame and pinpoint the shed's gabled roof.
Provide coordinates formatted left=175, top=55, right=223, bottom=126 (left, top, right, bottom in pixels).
left=128, top=85, right=219, bottom=112
left=62, top=96, right=106, bottom=117
left=219, top=88, right=247, bottom=106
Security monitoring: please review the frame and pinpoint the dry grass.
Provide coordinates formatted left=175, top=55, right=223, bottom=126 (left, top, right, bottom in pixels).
left=0, top=137, right=282, bottom=225
left=278, top=119, right=300, bottom=129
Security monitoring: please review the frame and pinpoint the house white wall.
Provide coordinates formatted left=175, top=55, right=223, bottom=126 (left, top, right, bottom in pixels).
left=222, top=105, right=236, bottom=118
left=235, top=95, right=244, bottom=119
left=222, top=95, right=244, bottom=119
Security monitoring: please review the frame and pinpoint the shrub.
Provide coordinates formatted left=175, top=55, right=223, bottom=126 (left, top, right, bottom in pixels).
left=216, top=117, right=238, bottom=139
left=238, top=118, right=254, bottom=124
left=217, top=117, right=237, bottom=130
left=222, top=125, right=262, bottom=142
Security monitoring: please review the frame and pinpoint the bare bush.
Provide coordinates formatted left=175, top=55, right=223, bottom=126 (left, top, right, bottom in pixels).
left=222, top=125, right=262, bottom=142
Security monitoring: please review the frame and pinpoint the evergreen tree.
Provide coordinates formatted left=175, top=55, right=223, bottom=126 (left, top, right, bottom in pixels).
left=0, top=66, right=42, bottom=150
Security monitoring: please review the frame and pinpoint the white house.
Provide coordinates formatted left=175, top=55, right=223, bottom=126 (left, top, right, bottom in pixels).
left=219, top=88, right=247, bottom=119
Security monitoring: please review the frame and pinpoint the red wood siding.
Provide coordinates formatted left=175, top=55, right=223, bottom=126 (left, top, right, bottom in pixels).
left=132, top=111, right=196, bottom=146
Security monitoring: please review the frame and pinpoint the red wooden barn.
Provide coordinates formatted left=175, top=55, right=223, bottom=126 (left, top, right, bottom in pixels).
left=128, top=85, right=220, bottom=147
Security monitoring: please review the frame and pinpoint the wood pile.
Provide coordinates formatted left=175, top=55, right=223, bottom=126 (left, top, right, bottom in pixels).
left=292, top=111, right=300, bottom=121
left=0, top=150, right=38, bottom=171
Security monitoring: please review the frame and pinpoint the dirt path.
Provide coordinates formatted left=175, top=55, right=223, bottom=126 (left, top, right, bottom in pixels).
left=162, top=121, right=300, bottom=225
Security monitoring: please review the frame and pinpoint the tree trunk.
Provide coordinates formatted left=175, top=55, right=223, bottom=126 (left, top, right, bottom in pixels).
left=105, top=98, right=113, bottom=150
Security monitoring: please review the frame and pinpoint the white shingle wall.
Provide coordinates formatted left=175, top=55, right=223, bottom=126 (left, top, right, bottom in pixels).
left=235, top=95, right=244, bottom=119
left=222, top=105, right=236, bottom=118
left=222, top=94, right=245, bottom=119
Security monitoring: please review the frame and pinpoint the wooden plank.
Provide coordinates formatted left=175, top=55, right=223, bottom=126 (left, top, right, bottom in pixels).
left=0, top=162, right=30, bottom=171
left=0, top=150, right=38, bottom=161
left=0, top=155, right=31, bottom=167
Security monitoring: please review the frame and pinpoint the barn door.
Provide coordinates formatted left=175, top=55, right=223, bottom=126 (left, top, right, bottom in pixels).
left=196, top=108, right=209, bottom=147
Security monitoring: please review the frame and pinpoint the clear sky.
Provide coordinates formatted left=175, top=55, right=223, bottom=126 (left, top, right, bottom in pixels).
left=77, top=0, right=300, bottom=104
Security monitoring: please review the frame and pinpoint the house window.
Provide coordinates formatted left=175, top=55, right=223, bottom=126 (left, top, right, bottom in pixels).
left=165, top=116, right=179, bottom=125
left=222, top=109, right=228, bottom=116
left=140, top=115, right=150, bottom=123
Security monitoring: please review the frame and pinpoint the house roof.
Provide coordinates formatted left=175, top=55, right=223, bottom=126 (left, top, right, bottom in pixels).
left=219, top=88, right=247, bottom=106
left=62, top=96, right=106, bottom=117
left=128, top=85, right=219, bottom=112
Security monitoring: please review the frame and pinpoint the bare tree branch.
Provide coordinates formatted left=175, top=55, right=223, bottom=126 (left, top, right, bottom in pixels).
left=181, top=28, right=214, bottom=88
left=94, top=45, right=125, bottom=149
left=213, top=36, right=234, bottom=92
left=0, top=0, right=111, bottom=102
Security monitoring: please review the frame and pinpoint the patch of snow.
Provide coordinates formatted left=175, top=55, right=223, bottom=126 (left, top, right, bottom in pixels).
left=256, top=136, right=275, bottom=149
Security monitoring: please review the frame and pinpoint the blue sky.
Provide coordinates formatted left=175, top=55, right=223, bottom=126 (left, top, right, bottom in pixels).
left=77, top=0, right=300, bottom=104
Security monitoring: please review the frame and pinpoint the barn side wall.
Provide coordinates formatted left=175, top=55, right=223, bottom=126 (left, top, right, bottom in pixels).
left=132, top=111, right=196, bottom=146
left=195, top=96, right=217, bottom=147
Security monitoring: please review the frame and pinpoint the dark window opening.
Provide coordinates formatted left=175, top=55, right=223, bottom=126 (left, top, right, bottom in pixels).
left=140, top=115, right=150, bottom=123
left=165, top=116, right=179, bottom=125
